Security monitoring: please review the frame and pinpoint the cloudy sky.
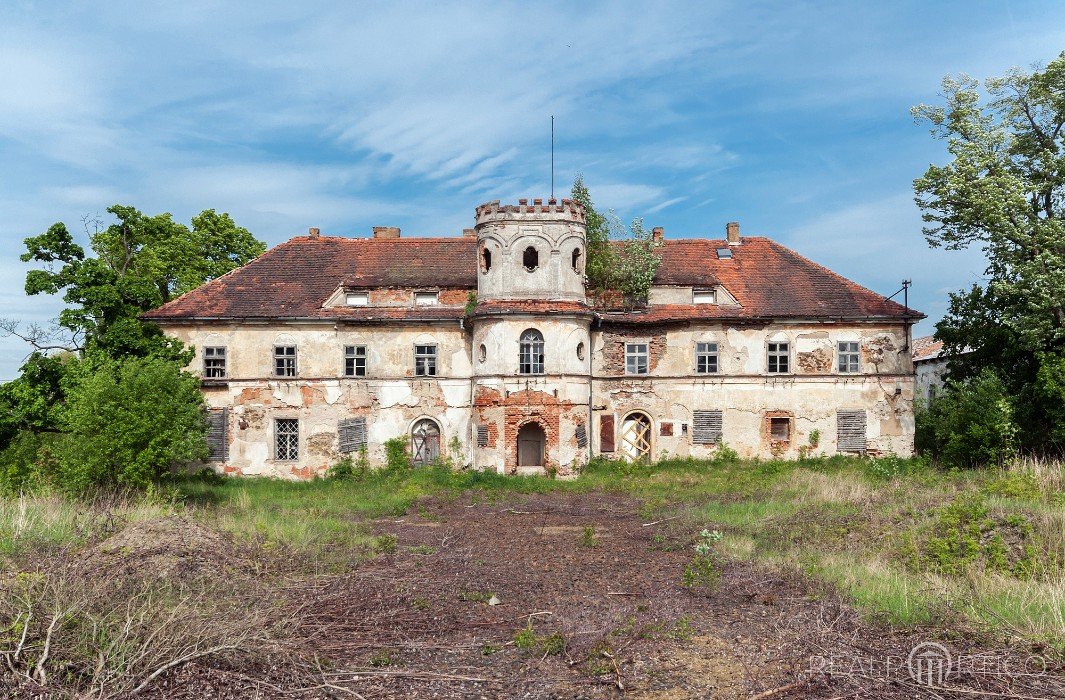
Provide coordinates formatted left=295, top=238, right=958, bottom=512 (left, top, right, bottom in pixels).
left=1, top=1, right=1064, bottom=378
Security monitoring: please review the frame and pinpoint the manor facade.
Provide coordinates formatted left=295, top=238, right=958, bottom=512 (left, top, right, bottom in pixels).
left=144, top=198, right=922, bottom=478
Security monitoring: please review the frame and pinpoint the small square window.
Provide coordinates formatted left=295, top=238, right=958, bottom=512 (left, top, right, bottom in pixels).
left=344, top=345, right=367, bottom=377
left=203, top=346, right=227, bottom=378
left=346, top=292, right=368, bottom=306
left=625, top=343, right=648, bottom=375
left=838, top=341, right=860, bottom=373
left=770, top=416, right=790, bottom=442
left=767, top=342, right=789, bottom=374
left=696, top=342, right=718, bottom=373
left=274, top=346, right=297, bottom=377
left=693, top=289, right=717, bottom=304
left=415, top=292, right=439, bottom=306
left=415, top=344, right=437, bottom=376
left=275, top=418, right=299, bottom=460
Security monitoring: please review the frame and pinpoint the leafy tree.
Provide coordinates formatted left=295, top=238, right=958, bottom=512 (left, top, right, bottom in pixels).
left=913, top=54, right=1065, bottom=452
left=570, top=175, right=615, bottom=291
left=52, top=356, right=209, bottom=492
left=916, top=370, right=1018, bottom=468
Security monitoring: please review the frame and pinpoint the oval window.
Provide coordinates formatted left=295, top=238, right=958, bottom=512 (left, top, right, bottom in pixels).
left=478, top=344, right=487, bottom=363
left=577, top=342, right=586, bottom=360
left=522, top=246, right=539, bottom=271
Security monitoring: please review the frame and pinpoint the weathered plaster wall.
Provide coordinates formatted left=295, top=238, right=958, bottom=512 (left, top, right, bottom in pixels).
left=915, top=358, right=949, bottom=403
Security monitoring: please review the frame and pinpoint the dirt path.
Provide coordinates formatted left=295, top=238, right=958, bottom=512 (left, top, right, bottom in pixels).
left=279, top=492, right=1060, bottom=699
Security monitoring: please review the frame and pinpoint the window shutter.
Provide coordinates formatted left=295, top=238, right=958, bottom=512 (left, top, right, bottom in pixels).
left=206, top=408, right=228, bottom=461
left=599, top=415, right=615, bottom=453
left=692, top=410, right=723, bottom=445
left=476, top=425, right=489, bottom=448
left=338, top=417, right=368, bottom=453
left=575, top=422, right=588, bottom=449
left=836, top=410, right=867, bottom=453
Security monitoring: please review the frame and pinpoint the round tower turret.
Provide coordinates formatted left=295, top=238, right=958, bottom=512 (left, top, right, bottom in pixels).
left=474, top=198, right=587, bottom=302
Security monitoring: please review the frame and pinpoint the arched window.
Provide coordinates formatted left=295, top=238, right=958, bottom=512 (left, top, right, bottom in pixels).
left=519, top=328, right=544, bottom=375
left=481, top=247, right=492, bottom=272
left=522, top=246, right=539, bottom=271
left=571, top=247, right=582, bottom=272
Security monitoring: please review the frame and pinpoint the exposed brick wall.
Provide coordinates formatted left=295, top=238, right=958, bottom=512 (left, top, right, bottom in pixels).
left=601, top=327, right=668, bottom=374
left=368, top=287, right=470, bottom=306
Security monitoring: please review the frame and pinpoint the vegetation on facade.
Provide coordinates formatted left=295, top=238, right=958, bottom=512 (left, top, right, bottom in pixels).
left=913, top=52, right=1065, bottom=459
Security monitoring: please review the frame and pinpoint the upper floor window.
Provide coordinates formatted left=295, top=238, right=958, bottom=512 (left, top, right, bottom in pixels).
left=274, top=346, right=297, bottom=377
left=519, top=329, right=545, bottom=375
left=522, top=246, right=539, bottom=271
left=696, top=342, right=718, bottom=373
left=693, top=289, right=717, bottom=304
left=346, top=292, right=368, bottom=306
left=415, top=291, right=439, bottom=306
left=203, top=346, right=227, bottom=378
left=767, top=342, right=789, bottom=374
left=571, top=248, right=582, bottom=272
left=415, top=344, right=437, bottom=376
left=275, top=418, right=299, bottom=460
left=344, top=345, right=367, bottom=377
left=838, top=341, right=860, bottom=373
left=625, top=342, right=649, bottom=375
left=481, top=247, right=492, bottom=272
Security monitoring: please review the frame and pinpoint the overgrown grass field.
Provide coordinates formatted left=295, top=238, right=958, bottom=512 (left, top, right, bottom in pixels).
left=4, top=454, right=1063, bottom=658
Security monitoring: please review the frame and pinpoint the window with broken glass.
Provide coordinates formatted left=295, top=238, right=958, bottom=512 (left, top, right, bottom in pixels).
left=519, top=329, right=545, bottom=374
left=767, top=342, right=789, bottom=374
left=415, top=344, right=437, bottom=376
left=275, top=418, right=299, bottom=460
left=274, top=346, right=297, bottom=377
left=203, top=346, right=226, bottom=378
left=344, top=345, right=367, bottom=377
left=837, top=341, right=860, bottom=373
left=625, top=343, right=649, bottom=375
left=695, top=342, right=718, bottom=373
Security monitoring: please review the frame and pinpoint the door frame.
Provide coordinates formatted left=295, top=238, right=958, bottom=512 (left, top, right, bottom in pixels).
left=516, top=420, right=547, bottom=467
left=619, top=411, right=654, bottom=462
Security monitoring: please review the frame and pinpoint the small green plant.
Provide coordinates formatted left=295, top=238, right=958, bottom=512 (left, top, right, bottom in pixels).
left=373, top=533, right=398, bottom=555
left=669, top=616, right=695, bottom=641
left=481, top=642, right=500, bottom=656
left=384, top=436, right=410, bottom=470
left=580, top=525, right=598, bottom=548
left=464, top=291, right=478, bottom=315
left=459, top=589, right=492, bottom=603
left=513, top=622, right=565, bottom=656
left=412, top=597, right=430, bottom=611
left=407, top=544, right=437, bottom=555
left=712, top=441, right=739, bottom=464
left=369, top=649, right=392, bottom=667
left=808, top=429, right=821, bottom=448
left=513, top=625, right=537, bottom=649
left=682, top=528, right=723, bottom=592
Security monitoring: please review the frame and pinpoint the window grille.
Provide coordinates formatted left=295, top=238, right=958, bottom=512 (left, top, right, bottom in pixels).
left=476, top=425, right=489, bottom=447
left=203, top=347, right=227, bottom=378
left=344, top=345, right=367, bottom=377
left=625, top=343, right=649, bottom=375
left=692, top=410, right=722, bottom=444
left=575, top=422, right=587, bottom=449
left=274, top=346, right=297, bottom=377
left=338, top=417, right=367, bottom=453
left=519, top=329, right=545, bottom=374
left=414, top=345, right=437, bottom=376
left=838, top=341, right=860, bottom=373
left=767, top=342, right=789, bottom=374
left=275, top=418, right=299, bottom=460
left=696, top=342, right=718, bottom=373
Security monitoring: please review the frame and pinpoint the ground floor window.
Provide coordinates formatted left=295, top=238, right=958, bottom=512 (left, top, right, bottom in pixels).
left=275, top=418, right=299, bottom=460
left=769, top=416, right=790, bottom=442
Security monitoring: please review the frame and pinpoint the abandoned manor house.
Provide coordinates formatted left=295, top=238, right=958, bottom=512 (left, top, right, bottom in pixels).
left=143, top=198, right=923, bottom=478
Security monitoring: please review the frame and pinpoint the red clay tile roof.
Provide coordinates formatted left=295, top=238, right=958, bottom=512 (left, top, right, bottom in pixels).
left=471, top=300, right=593, bottom=316
left=912, top=336, right=945, bottom=362
left=143, top=234, right=920, bottom=322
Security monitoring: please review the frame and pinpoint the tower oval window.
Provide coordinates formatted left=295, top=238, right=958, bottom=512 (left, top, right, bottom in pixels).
left=577, top=342, right=586, bottom=361
left=478, top=343, right=487, bottom=363
left=522, top=246, right=539, bottom=271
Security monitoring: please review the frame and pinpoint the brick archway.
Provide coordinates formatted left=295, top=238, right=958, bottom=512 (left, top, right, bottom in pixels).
left=516, top=421, right=546, bottom=467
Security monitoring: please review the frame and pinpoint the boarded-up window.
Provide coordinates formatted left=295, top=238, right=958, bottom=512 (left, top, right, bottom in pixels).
left=206, top=408, right=228, bottom=461
left=692, top=410, right=722, bottom=445
left=477, top=424, right=489, bottom=448
left=599, top=415, right=615, bottom=453
left=338, top=417, right=368, bottom=453
left=575, top=422, right=588, bottom=449
left=837, top=410, right=867, bottom=453
left=660, top=421, right=674, bottom=437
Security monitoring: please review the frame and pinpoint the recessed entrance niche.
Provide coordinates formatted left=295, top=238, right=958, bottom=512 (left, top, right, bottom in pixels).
left=517, top=422, right=545, bottom=467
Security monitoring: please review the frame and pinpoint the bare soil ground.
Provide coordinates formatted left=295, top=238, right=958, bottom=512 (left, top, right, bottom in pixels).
left=141, top=491, right=1065, bottom=699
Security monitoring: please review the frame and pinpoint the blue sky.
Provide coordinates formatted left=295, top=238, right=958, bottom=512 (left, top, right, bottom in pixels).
left=2, top=1, right=1064, bottom=379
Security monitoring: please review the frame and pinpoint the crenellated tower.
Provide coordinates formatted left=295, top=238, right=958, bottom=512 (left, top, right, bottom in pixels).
left=474, top=197, right=587, bottom=302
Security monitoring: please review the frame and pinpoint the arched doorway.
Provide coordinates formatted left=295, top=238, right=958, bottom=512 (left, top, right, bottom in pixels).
left=411, top=418, right=441, bottom=466
left=620, top=412, right=653, bottom=461
left=517, top=422, right=546, bottom=467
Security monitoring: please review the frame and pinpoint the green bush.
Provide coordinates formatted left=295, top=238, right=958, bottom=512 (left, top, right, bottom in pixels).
left=53, top=357, right=209, bottom=492
left=915, top=369, right=1018, bottom=468
left=0, top=431, right=53, bottom=493
left=384, top=436, right=410, bottom=471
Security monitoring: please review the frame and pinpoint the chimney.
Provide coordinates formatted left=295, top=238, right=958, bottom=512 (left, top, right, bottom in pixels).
left=372, top=226, right=401, bottom=239
left=726, top=221, right=740, bottom=245
left=308, top=227, right=320, bottom=239
left=651, top=226, right=664, bottom=242
left=462, top=227, right=476, bottom=238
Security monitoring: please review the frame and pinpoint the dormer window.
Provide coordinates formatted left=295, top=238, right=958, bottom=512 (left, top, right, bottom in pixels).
left=346, top=292, right=369, bottom=306
left=415, top=291, right=439, bottom=306
left=522, top=246, right=539, bottom=271
left=693, top=289, right=717, bottom=304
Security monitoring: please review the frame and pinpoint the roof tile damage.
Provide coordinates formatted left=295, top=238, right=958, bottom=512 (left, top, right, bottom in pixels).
left=142, top=234, right=918, bottom=323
